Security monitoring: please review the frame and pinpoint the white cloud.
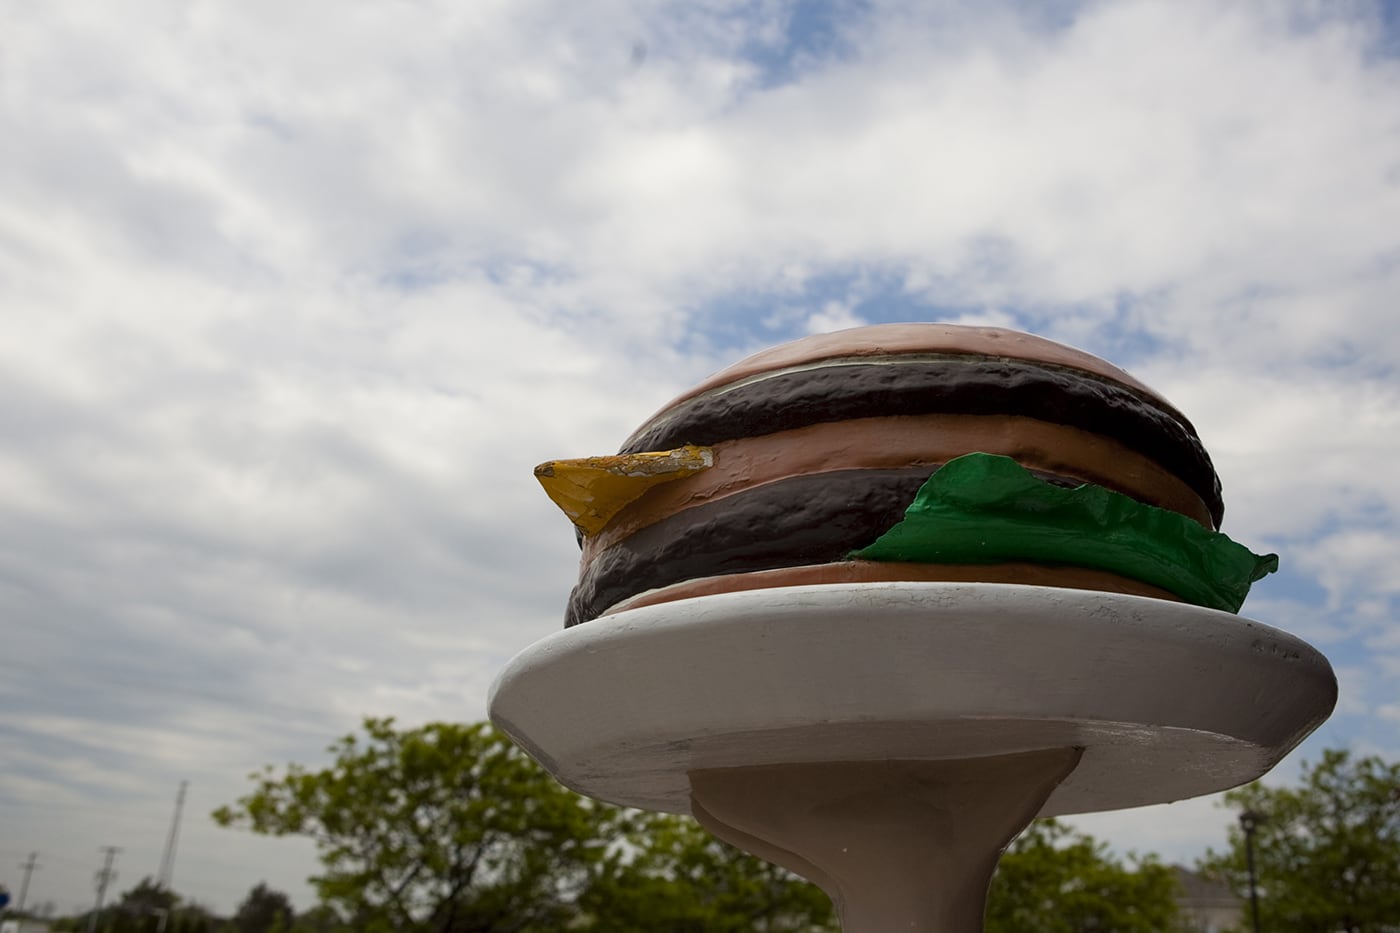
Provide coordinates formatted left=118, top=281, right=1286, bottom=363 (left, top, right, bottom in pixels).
left=1066, top=793, right=1234, bottom=866
left=804, top=300, right=867, bottom=333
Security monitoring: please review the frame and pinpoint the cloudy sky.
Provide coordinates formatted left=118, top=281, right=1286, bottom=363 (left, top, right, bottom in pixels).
left=4, top=0, right=1400, bottom=918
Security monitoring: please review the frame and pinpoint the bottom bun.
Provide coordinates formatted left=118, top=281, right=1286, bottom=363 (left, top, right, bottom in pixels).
left=603, top=560, right=1182, bottom=617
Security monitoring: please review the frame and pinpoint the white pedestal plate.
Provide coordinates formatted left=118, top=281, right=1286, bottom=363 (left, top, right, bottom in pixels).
left=489, top=583, right=1336, bottom=931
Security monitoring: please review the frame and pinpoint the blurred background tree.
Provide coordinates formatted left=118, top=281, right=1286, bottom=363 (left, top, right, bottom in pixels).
left=986, top=817, right=1179, bottom=932
left=213, top=719, right=620, bottom=932
left=1199, top=749, right=1400, bottom=933
left=231, top=883, right=294, bottom=933
left=579, top=810, right=834, bottom=931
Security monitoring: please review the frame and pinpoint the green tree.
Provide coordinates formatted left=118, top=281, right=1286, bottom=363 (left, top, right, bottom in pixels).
left=288, top=904, right=349, bottom=933
left=171, top=903, right=216, bottom=933
left=232, top=883, right=294, bottom=933
left=1200, top=749, right=1400, bottom=932
left=213, top=718, right=622, bottom=932
left=985, top=818, right=1179, bottom=933
left=107, top=877, right=179, bottom=933
left=580, top=811, right=835, bottom=931
left=42, top=902, right=215, bottom=933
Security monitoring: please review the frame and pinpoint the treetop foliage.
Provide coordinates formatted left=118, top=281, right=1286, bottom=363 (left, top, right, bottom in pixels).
left=987, top=818, right=1179, bottom=933
left=233, top=883, right=294, bottom=933
left=213, top=718, right=618, bottom=932
left=1200, top=748, right=1400, bottom=933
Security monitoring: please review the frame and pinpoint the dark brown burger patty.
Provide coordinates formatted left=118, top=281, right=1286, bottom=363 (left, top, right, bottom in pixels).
left=565, top=465, right=1088, bottom=627
left=619, top=355, right=1223, bottom=527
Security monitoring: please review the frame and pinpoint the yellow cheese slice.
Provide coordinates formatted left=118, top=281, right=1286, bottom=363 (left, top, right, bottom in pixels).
left=534, top=445, right=714, bottom=536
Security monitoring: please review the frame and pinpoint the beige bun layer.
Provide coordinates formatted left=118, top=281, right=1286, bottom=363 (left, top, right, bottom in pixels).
left=648, top=323, right=1180, bottom=422
left=604, top=561, right=1183, bottom=617
left=581, top=413, right=1214, bottom=566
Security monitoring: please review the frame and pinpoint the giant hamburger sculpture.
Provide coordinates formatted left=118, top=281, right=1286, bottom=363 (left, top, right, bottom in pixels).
left=537, top=323, right=1274, bottom=626
left=492, top=323, right=1334, bottom=932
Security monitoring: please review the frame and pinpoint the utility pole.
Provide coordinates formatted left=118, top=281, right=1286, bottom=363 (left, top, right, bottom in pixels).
left=16, top=852, right=40, bottom=913
left=87, top=846, right=120, bottom=933
left=157, top=780, right=188, bottom=891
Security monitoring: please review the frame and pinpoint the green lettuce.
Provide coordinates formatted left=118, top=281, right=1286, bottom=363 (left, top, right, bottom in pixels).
left=851, top=453, right=1277, bottom=613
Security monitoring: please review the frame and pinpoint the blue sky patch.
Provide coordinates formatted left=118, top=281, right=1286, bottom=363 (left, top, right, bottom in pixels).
left=741, top=0, right=871, bottom=88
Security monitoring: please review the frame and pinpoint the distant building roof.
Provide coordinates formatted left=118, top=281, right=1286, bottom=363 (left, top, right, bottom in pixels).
left=1174, top=866, right=1241, bottom=908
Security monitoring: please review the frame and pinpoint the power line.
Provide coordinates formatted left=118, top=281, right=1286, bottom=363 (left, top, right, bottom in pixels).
left=86, top=846, right=120, bottom=933
left=17, top=851, right=39, bottom=913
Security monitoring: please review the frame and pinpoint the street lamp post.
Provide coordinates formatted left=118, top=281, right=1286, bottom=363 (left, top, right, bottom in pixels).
left=1240, top=809, right=1265, bottom=933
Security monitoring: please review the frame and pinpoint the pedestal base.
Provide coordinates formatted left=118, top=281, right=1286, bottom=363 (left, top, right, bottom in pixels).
left=692, top=750, right=1082, bottom=932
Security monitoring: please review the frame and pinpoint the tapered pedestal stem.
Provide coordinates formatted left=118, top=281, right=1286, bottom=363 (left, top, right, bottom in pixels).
left=690, top=748, right=1082, bottom=932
